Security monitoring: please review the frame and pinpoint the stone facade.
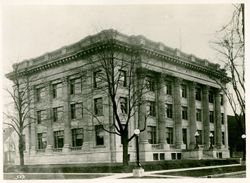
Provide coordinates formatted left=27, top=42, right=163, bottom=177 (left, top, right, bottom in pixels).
left=6, top=29, right=230, bottom=165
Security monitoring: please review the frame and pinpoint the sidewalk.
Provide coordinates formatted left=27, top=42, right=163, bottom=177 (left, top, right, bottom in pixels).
left=4, top=163, right=245, bottom=179
left=97, top=163, right=243, bottom=179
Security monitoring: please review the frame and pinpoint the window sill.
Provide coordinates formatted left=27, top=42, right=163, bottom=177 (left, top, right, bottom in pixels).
left=94, top=145, right=106, bottom=148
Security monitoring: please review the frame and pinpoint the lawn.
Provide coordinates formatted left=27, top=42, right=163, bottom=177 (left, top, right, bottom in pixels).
left=156, top=165, right=246, bottom=177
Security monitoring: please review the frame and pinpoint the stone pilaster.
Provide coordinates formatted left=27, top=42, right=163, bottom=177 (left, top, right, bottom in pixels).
left=202, top=85, right=210, bottom=149
left=30, top=86, right=36, bottom=155
left=223, top=94, right=229, bottom=148
left=215, top=89, right=222, bottom=149
left=157, top=74, right=166, bottom=144
left=137, top=74, right=148, bottom=144
left=45, top=83, right=53, bottom=153
left=174, top=77, right=183, bottom=148
left=138, top=101, right=148, bottom=143
left=188, top=82, right=196, bottom=149
left=62, top=77, right=71, bottom=152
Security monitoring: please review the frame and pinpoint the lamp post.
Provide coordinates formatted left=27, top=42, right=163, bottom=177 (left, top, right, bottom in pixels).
left=209, top=132, right=214, bottom=149
left=134, top=129, right=141, bottom=167
left=194, top=131, right=199, bottom=149
left=241, top=134, right=246, bottom=161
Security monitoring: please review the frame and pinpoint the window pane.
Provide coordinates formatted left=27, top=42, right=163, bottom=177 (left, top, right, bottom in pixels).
left=166, top=82, right=172, bottom=95
left=95, top=125, right=104, bottom=145
left=181, top=85, right=187, bottom=98
left=166, top=104, right=173, bottom=118
left=94, top=98, right=103, bottom=116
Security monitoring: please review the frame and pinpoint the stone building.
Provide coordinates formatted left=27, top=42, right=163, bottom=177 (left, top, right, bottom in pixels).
left=6, top=29, right=230, bottom=165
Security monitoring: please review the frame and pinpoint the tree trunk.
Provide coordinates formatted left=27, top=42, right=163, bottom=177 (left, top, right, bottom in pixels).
left=122, top=134, right=129, bottom=167
left=122, top=141, right=129, bottom=166
left=19, top=136, right=25, bottom=171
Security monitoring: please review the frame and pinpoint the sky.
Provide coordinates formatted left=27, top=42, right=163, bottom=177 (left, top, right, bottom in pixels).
left=1, top=3, right=235, bottom=71
left=0, top=1, right=238, bottom=113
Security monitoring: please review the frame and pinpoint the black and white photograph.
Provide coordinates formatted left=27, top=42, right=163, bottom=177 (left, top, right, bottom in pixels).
left=1, top=0, right=247, bottom=180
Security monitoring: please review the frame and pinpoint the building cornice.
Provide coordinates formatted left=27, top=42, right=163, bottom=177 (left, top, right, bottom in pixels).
left=6, top=29, right=229, bottom=82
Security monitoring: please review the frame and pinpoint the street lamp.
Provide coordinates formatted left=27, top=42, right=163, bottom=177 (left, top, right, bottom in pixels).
left=209, top=132, right=214, bottom=149
left=194, top=131, right=199, bottom=149
left=134, top=129, right=141, bottom=167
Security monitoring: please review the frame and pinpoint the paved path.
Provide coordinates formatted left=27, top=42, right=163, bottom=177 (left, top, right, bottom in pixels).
left=96, top=163, right=243, bottom=179
left=4, top=163, right=245, bottom=179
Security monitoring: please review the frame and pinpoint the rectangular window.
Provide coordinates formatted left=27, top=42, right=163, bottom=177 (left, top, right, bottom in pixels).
left=37, top=111, right=42, bottom=124
left=147, top=126, right=156, bottom=144
left=94, top=98, right=103, bottom=116
left=52, top=83, right=58, bottom=98
left=181, top=85, right=187, bottom=98
left=209, top=91, right=214, bottom=103
left=54, top=131, right=64, bottom=148
left=94, top=70, right=102, bottom=88
left=71, top=104, right=76, bottom=119
left=209, top=111, right=214, bottom=123
left=197, top=130, right=202, bottom=145
left=70, top=79, right=75, bottom=95
left=119, top=70, right=127, bottom=87
left=220, top=94, right=224, bottom=105
left=195, top=88, right=201, bottom=101
left=196, top=109, right=202, bottom=121
left=72, top=128, right=83, bottom=147
left=221, top=113, right=224, bottom=124
left=166, top=82, right=172, bottom=95
left=145, top=76, right=155, bottom=92
left=166, top=104, right=173, bottom=118
left=37, top=133, right=47, bottom=149
left=160, top=153, right=165, bottom=160
left=222, top=132, right=225, bottom=145
left=148, top=101, right=156, bottom=116
left=153, top=153, right=159, bottom=161
left=182, top=106, right=188, bottom=120
left=166, top=127, right=173, bottom=144
left=182, top=128, right=187, bottom=145
left=52, top=107, right=58, bottom=122
left=171, top=153, right=176, bottom=160
left=120, top=97, right=127, bottom=114
left=95, top=125, right=104, bottom=146
left=36, top=87, right=45, bottom=102
left=210, top=131, right=215, bottom=145
left=75, top=103, right=83, bottom=119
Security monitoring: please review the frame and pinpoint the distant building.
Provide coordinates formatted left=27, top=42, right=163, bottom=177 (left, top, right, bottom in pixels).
left=3, top=128, right=16, bottom=165
left=6, top=29, right=230, bottom=165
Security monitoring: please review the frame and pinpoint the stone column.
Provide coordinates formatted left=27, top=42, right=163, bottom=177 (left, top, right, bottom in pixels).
left=202, top=85, right=210, bottom=149
left=137, top=72, right=151, bottom=161
left=174, top=77, right=183, bottom=149
left=82, top=71, right=92, bottom=150
left=138, top=100, right=148, bottom=143
left=188, top=82, right=197, bottom=149
left=30, top=86, right=37, bottom=155
left=157, top=74, right=166, bottom=144
left=137, top=74, right=148, bottom=144
left=45, top=82, right=53, bottom=153
left=62, top=77, right=71, bottom=152
left=215, top=89, right=222, bottom=149
left=223, top=94, right=229, bottom=148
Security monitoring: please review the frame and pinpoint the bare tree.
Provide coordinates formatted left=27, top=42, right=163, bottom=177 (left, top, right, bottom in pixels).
left=211, top=4, right=245, bottom=134
left=4, top=65, right=35, bottom=169
left=81, top=30, right=154, bottom=166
